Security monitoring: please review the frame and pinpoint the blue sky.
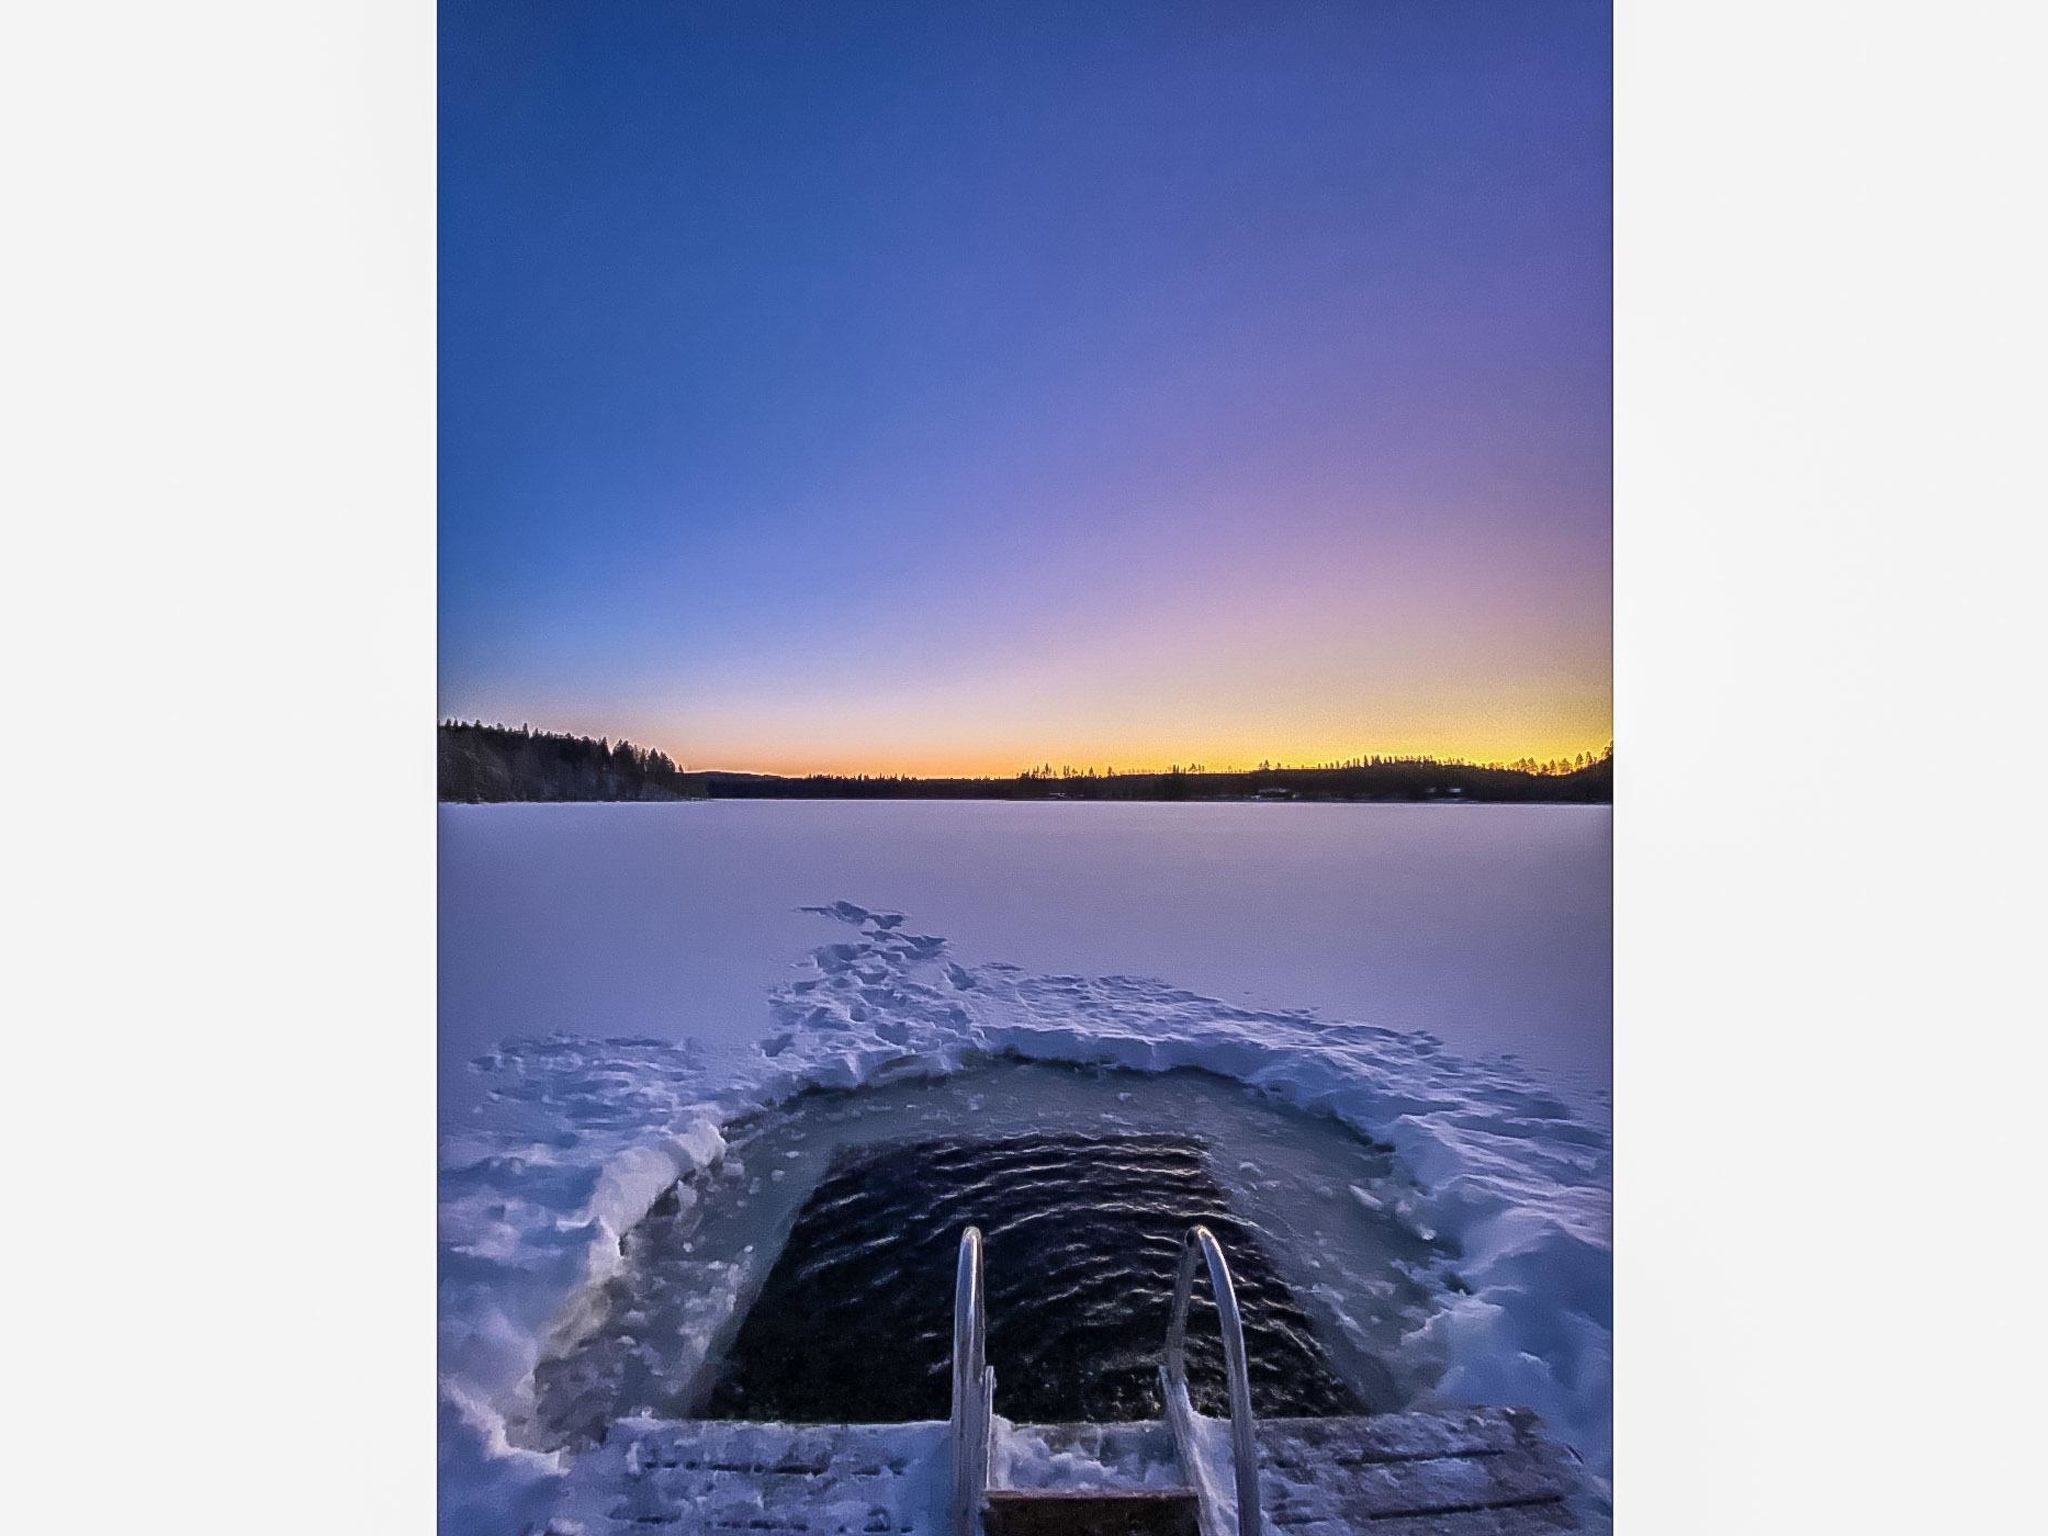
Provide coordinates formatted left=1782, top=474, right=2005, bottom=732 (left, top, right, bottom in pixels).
left=440, top=1, right=1610, bottom=773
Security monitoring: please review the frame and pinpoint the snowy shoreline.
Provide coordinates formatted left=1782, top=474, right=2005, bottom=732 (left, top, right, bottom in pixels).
left=438, top=902, right=1612, bottom=1529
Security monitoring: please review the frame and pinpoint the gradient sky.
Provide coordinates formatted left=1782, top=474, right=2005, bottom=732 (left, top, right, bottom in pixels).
left=441, top=1, right=1610, bottom=776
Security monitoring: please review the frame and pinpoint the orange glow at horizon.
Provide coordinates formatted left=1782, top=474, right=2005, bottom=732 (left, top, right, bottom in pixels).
left=449, top=485, right=1612, bottom=782
left=537, top=677, right=1614, bottom=779
left=667, top=726, right=1613, bottom=780
left=677, top=739, right=1612, bottom=780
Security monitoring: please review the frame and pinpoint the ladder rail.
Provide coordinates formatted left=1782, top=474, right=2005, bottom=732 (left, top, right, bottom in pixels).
left=1162, top=1224, right=1263, bottom=1536
left=949, top=1226, right=994, bottom=1536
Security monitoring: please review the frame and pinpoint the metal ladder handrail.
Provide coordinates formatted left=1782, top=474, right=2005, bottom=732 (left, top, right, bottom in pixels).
left=1163, top=1224, right=1263, bottom=1536
left=949, top=1226, right=994, bottom=1536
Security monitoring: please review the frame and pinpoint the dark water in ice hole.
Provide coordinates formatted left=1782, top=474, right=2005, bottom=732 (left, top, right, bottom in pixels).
left=701, top=1133, right=1364, bottom=1424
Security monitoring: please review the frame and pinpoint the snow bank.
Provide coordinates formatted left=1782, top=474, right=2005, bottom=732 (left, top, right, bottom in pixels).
left=438, top=903, right=1611, bottom=1529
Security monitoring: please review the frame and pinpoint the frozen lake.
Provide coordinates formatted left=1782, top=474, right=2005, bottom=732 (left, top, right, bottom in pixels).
left=438, top=800, right=1610, bottom=1118
left=438, top=801, right=1613, bottom=1523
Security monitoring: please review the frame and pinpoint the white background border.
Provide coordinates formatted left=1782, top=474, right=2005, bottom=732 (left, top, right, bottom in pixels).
left=6, top=2, right=2044, bottom=1530
left=1613, top=1, right=2045, bottom=1527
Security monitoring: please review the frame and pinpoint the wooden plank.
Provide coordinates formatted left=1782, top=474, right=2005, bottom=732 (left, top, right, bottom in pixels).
left=1255, top=1413, right=1580, bottom=1533
left=1267, top=1454, right=1571, bottom=1517
left=1271, top=1502, right=1578, bottom=1536
left=566, top=1420, right=948, bottom=1535
left=561, top=1412, right=1585, bottom=1536
left=1255, top=1410, right=1526, bottom=1466
left=984, top=1490, right=1202, bottom=1536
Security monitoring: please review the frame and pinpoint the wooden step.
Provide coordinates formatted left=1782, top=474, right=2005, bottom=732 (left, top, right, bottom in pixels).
left=552, top=1409, right=1591, bottom=1534
left=1255, top=1411, right=1583, bottom=1532
left=983, top=1488, right=1203, bottom=1536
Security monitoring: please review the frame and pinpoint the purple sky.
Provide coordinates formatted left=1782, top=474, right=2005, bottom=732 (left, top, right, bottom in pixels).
left=440, top=1, right=1610, bottom=774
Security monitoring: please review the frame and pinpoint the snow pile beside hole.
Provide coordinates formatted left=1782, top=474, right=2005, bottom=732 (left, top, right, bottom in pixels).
left=439, top=902, right=1610, bottom=1525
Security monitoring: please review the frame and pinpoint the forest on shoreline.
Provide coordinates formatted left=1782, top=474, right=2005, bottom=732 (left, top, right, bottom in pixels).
left=439, top=721, right=1612, bottom=804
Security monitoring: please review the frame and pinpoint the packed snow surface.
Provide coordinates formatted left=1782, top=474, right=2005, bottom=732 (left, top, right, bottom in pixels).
left=440, top=894, right=1611, bottom=1531
left=439, top=801, right=1611, bottom=1117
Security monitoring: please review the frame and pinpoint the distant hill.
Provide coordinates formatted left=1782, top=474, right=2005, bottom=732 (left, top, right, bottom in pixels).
left=438, top=721, right=706, bottom=802
left=440, top=722, right=1611, bottom=805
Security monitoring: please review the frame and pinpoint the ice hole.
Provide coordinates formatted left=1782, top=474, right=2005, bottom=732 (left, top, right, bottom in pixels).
left=530, top=1064, right=1446, bottom=1447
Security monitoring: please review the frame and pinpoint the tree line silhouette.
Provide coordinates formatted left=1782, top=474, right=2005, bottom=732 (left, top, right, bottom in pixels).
left=438, top=720, right=705, bottom=802
left=706, top=751, right=1610, bottom=804
left=439, top=722, right=1611, bottom=804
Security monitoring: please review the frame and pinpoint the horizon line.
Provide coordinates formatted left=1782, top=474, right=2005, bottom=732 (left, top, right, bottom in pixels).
left=439, top=718, right=1613, bottom=781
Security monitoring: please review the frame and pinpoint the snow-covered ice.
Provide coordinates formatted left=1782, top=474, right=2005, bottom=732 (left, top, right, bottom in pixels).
left=442, top=932, right=1609, bottom=1528
left=439, top=801, right=1611, bottom=1117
